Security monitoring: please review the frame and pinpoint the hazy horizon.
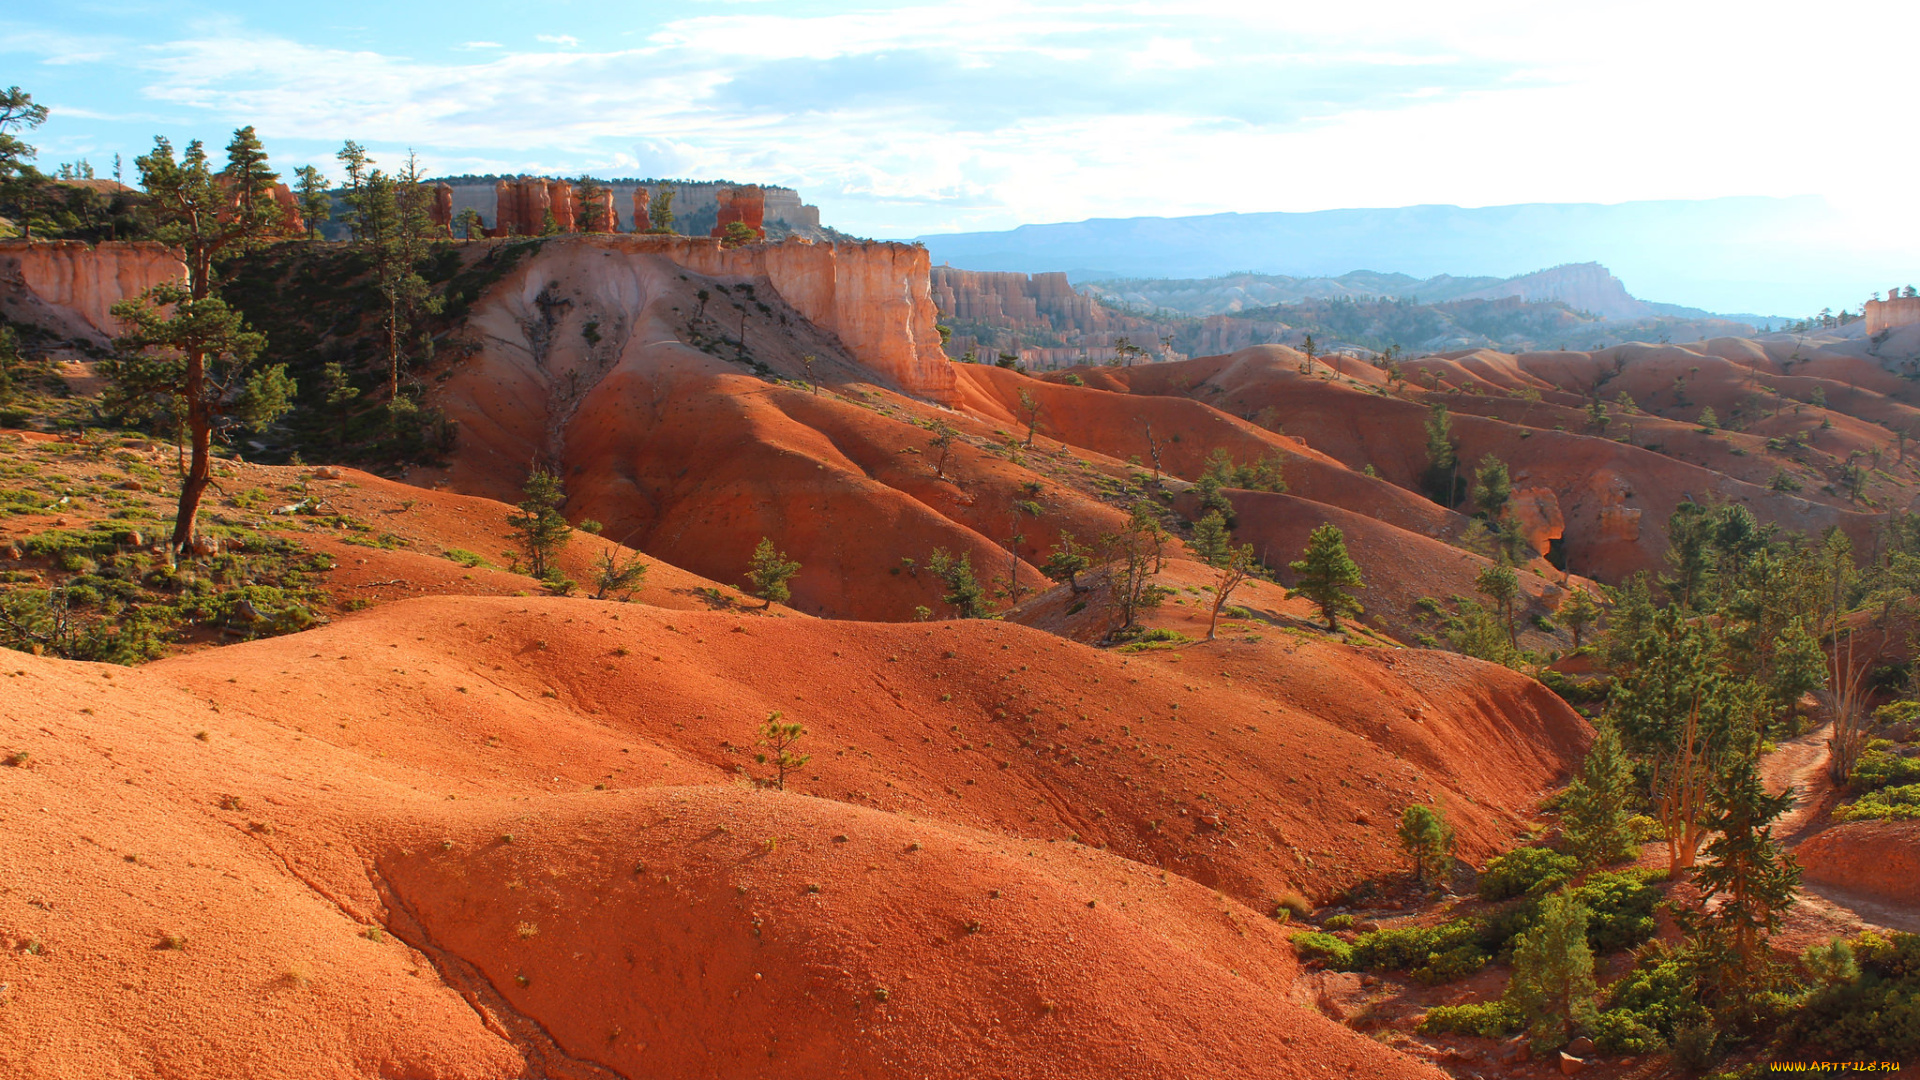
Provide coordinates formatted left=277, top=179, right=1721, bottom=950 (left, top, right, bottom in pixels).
left=6, top=0, right=1914, bottom=313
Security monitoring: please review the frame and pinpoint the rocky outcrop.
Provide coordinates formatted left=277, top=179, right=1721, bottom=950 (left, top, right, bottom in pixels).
left=711, top=185, right=765, bottom=239
left=458, top=234, right=953, bottom=402
left=488, top=178, right=577, bottom=237
left=429, top=183, right=454, bottom=236
left=1455, top=263, right=1653, bottom=320
left=1510, top=485, right=1566, bottom=557
left=1867, top=295, right=1920, bottom=335
left=929, top=267, right=1177, bottom=368
left=0, top=240, right=186, bottom=345
left=266, top=183, right=306, bottom=237
left=434, top=179, right=827, bottom=240
left=578, top=185, right=618, bottom=234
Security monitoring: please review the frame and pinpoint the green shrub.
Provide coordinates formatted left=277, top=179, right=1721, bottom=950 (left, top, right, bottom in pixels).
left=1835, top=783, right=1920, bottom=821
left=1570, top=869, right=1663, bottom=953
left=1479, top=846, right=1579, bottom=901
left=1596, top=941, right=1710, bottom=1050
left=1874, top=700, right=1920, bottom=727
left=1352, top=919, right=1490, bottom=984
left=1847, top=743, right=1920, bottom=793
left=1419, top=999, right=1521, bottom=1037
left=444, top=548, right=490, bottom=568
left=1785, top=932, right=1920, bottom=1061
left=1290, top=931, right=1353, bottom=969
left=1322, top=914, right=1355, bottom=932
left=1589, top=1008, right=1666, bottom=1054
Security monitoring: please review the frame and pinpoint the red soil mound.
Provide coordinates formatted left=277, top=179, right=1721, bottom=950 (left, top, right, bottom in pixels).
left=1, top=594, right=1584, bottom=1076
left=969, top=362, right=1462, bottom=537
left=1797, top=820, right=1920, bottom=910
left=1203, top=488, right=1587, bottom=651
left=418, top=243, right=1151, bottom=621
left=1077, top=346, right=1883, bottom=583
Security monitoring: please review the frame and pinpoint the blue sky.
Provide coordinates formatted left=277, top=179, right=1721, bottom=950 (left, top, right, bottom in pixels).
left=6, top=1, right=1916, bottom=309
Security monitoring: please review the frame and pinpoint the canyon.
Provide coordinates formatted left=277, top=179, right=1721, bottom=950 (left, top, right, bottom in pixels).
left=4, top=233, right=1919, bottom=1079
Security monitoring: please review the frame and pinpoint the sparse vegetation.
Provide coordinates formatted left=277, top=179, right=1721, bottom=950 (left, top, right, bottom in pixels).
left=745, top=538, right=800, bottom=609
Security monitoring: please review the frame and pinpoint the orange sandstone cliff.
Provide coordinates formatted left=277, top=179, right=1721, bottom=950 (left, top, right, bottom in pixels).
left=0, top=240, right=186, bottom=345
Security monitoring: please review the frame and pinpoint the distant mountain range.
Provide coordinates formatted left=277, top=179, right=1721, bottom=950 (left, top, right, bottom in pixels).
left=914, top=196, right=1876, bottom=318
left=1082, top=263, right=1782, bottom=328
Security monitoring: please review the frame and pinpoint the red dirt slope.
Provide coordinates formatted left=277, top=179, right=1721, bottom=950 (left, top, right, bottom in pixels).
left=1, top=594, right=1587, bottom=1077
left=1072, top=345, right=1882, bottom=583
left=1797, top=820, right=1920, bottom=910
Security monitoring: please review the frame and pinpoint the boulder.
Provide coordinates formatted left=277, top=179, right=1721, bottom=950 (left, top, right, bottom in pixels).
left=1558, top=1050, right=1587, bottom=1075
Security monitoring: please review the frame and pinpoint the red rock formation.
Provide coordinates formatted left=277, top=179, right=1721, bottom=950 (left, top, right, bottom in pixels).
left=929, top=267, right=1173, bottom=368
left=0, top=240, right=186, bottom=345
left=632, top=187, right=651, bottom=233
left=489, top=178, right=540, bottom=237
left=575, top=182, right=617, bottom=234
left=429, top=183, right=454, bottom=236
left=1867, top=294, right=1920, bottom=334
left=488, top=177, right=578, bottom=237
left=546, top=179, right=577, bottom=234
left=711, top=185, right=765, bottom=240
left=268, top=183, right=305, bottom=237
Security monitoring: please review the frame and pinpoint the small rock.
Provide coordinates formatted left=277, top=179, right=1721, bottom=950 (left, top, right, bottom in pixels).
left=1356, top=920, right=1382, bottom=933
left=1558, top=1050, right=1587, bottom=1075
left=116, top=480, right=143, bottom=491
left=1565, top=1036, right=1594, bottom=1057
left=1352, top=812, right=1371, bottom=826
left=1494, top=1038, right=1530, bottom=1065
left=312, top=466, right=343, bottom=480
left=1359, top=974, right=1378, bottom=987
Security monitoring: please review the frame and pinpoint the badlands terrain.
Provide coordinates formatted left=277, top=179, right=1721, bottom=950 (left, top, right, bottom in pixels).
left=3, top=229, right=1919, bottom=1078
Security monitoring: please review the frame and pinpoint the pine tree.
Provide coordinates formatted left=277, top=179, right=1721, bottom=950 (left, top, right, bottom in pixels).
left=591, top=546, right=648, bottom=601
left=647, top=185, right=675, bottom=232
left=292, top=165, right=330, bottom=240
left=1423, top=400, right=1460, bottom=506
left=745, top=538, right=800, bottom=609
left=927, top=548, right=986, bottom=618
left=1397, top=804, right=1454, bottom=884
left=926, top=419, right=957, bottom=479
left=1289, top=523, right=1364, bottom=631
left=1472, top=453, right=1512, bottom=520
left=1475, top=562, right=1521, bottom=647
left=1206, top=543, right=1256, bottom=642
left=320, top=362, right=358, bottom=450
left=1042, top=532, right=1091, bottom=593
left=334, top=141, right=371, bottom=239
left=107, top=131, right=290, bottom=554
left=1507, top=889, right=1598, bottom=1052
left=348, top=151, right=442, bottom=407
left=1189, top=510, right=1231, bottom=567
left=507, top=470, right=574, bottom=581
left=1018, top=387, right=1041, bottom=448
left=1102, top=503, right=1168, bottom=634
left=1611, top=609, right=1759, bottom=878
left=1698, top=405, right=1719, bottom=432
left=755, top=712, right=809, bottom=791
left=1686, top=752, right=1800, bottom=1012
left=1561, top=588, right=1603, bottom=652
left=1561, top=721, right=1638, bottom=868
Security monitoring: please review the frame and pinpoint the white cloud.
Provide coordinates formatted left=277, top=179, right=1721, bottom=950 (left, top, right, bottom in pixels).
left=14, top=0, right=1909, bottom=264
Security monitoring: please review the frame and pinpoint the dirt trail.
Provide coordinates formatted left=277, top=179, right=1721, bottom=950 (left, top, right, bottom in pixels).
left=1761, top=722, right=1920, bottom=936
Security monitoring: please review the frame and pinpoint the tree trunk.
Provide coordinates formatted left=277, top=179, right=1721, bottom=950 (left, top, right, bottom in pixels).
left=170, top=348, right=212, bottom=553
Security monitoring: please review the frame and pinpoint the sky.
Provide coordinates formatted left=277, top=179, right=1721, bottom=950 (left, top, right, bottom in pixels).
left=6, top=0, right=1917, bottom=310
